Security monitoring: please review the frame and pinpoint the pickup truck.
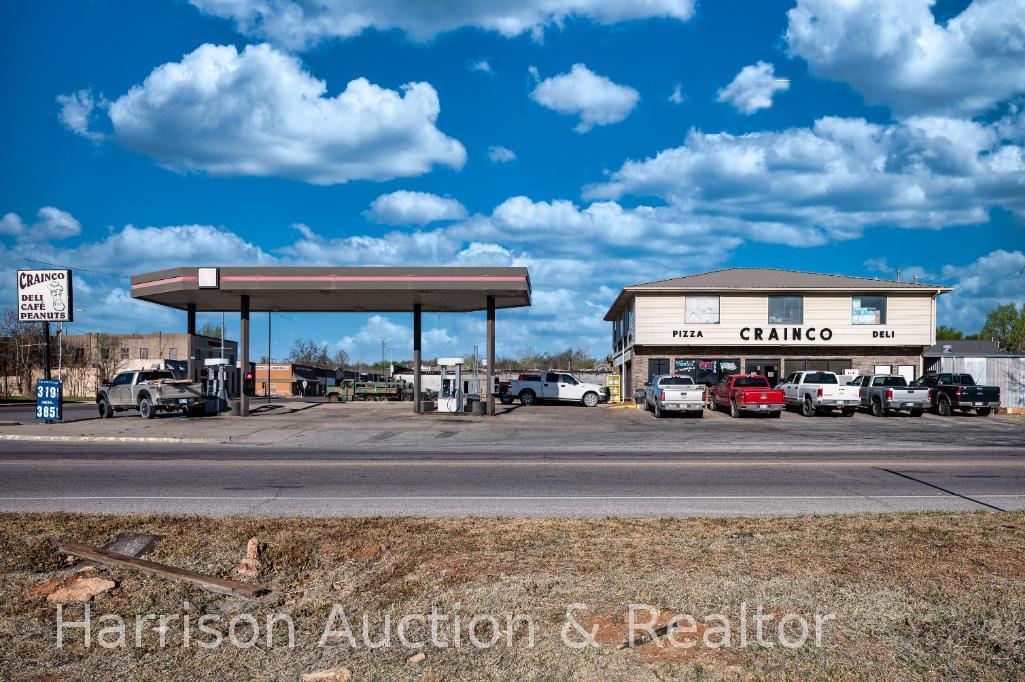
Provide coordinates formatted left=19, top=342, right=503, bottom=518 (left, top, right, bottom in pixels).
left=778, top=370, right=860, bottom=417
left=912, top=373, right=1001, bottom=416
left=96, top=370, right=205, bottom=419
left=708, top=374, right=785, bottom=418
left=849, top=374, right=931, bottom=417
left=643, top=375, right=705, bottom=418
left=508, top=371, right=609, bottom=407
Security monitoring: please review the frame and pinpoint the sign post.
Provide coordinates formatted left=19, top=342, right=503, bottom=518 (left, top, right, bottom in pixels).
left=36, top=379, right=62, bottom=423
left=18, top=269, right=73, bottom=416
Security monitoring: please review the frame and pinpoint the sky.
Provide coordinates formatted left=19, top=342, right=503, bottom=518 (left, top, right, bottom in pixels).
left=1, top=0, right=1023, bottom=364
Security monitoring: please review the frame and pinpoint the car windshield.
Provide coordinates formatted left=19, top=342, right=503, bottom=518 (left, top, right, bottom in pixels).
left=874, top=376, right=907, bottom=387
left=803, top=372, right=838, bottom=384
left=733, top=377, right=770, bottom=388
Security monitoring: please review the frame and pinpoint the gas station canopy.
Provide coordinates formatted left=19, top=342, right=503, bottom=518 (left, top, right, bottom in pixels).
left=130, top=266, right=532, bottom=312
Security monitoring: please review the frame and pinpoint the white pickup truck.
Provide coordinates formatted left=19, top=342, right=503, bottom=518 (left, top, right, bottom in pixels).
left=644, top=375, right=705, bottom=418
left=509, top=371, right=609, bottom=407
left=778, top=370, right=860, bottom=417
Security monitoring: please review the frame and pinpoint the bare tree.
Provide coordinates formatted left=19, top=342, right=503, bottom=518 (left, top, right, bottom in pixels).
left=333, top=348, right=350, bottom=369
left=93, top=333, right=125, bottom=384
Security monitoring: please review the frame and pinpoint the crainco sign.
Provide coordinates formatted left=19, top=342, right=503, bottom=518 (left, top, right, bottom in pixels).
left=17, top=269, right=74, bottom=322
left=740, top=327, right=832, bottom=341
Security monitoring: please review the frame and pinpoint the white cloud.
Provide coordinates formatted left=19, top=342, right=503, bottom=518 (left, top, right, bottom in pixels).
left=716, top=61, right=789, bottom=115
left=786, top=0, right=1025, bottom=116
left=469, top=59, right=493, bottom=74
left=365, top=190, right=467, bottom=225
left=56, top=89, right=106, bottom=142
left=189, top=0, right=696, bottom=49
left=529, top=63, right=639, bottom=133
left=487, top=145, right=517, bottom=163
left=586, top=114, right=1025, bottom=238
left=939, top=250, right=1025, bottom=332
left=668, top=84, right=684, bottom=105
left=99, top=43, right=465, bottom=185
left=0, top=207, right=81, bottom=241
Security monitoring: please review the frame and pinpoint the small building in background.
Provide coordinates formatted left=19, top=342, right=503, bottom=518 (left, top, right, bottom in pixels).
left=254, top=363, right=334, bottom=397
left=923, top=340, right=1025, bottom=409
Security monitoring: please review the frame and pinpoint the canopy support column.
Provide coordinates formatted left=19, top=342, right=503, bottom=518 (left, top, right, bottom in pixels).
left=186, top=303, right=196, bottom=382
left=240, top=295, right=249, bottom=417
left=486, top=295, right=496, bottom=416
left=413, top=304, right=422, bottom=414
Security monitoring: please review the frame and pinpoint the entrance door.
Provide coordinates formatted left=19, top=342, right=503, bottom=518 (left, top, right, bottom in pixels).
left=746, top=360, right=780, bottom=385
left=647, top=358, right=669, bottom=382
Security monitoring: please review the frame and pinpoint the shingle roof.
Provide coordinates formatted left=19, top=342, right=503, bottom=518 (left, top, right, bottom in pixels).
left=923, top=340, right=1002, bottom=357
left=630, top=268, right=948, bottom=290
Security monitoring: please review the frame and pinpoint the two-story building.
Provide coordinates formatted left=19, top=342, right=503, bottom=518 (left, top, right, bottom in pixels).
left=605, top=268, right=951, bottom=395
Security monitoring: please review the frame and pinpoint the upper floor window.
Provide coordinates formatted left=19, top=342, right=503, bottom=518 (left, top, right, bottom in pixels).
left=120, top=347, right=129, bottom=360
left=167, top=347, right=177, bottom=360
left=852, top=295, right=887, bottom=325
left=684, top=296, right=720, bottom=324
left=768, top=296, right=803, bottom=324
left=139, top=347, right=149, bottom=360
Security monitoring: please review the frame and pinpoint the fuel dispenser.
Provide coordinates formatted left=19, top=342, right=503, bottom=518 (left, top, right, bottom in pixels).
left=437, top=357, right=465, bottom=413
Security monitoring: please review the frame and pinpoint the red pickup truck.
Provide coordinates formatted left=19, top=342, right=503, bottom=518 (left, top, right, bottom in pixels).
left=708, top=374, right=785, bottom=418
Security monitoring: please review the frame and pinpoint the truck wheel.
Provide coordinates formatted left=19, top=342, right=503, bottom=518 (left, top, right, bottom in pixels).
left=841, top=408, right=856, bottom=417
left=653, top=402, right=663, bottom=418
left=802, top=397, right=816, bottom=417
left=910, top=409, right=924, bottom=417
left=938, top=396, right=952, bottom=417
left=519, top=390, right=537, bottom=406
left=139, top=397, right=155, bottom=419
left=729, top=400, right=741, bottom=418
left=871, top=398, right=886, bottom=417
left=582, top=392, right=600, bottom=408
left=707, top=398, right=716, bottom=412
left=977, top=407, right=991, bottom=417
left=500, top=395, right=514, bottom=405
left=770, top=411, right=782, bottom=418
left=98, top=399, right=113, bottom=419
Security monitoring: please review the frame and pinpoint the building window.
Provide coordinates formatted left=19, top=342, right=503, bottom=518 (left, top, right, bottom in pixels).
left=139, top=347, right=149, bottom=360
left=167, top=348, right=177, bottom=360
left=684, top=296, right=720, bottom=324
left=120, top=347, right=129, bottom=360
left=852, top=295, right=887, bottom=325
left=768, top=296, right=803, bottom=324
left=647, top=358, right=669, bottom=381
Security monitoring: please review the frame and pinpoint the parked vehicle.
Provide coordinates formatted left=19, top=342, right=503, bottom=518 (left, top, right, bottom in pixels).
left=327, top=378, right=413, bottom=402
left=708, top=374, right=785, bottom=418
left=643, top=375, right=705, bottom=418
left=912, top=373, right=1000, bottom=416
left=849, top=374, right=931, bottom=417
left=778, top=370, right=860, bottom=417
left=508, top=371, right=609, bottom=407
left=96, top=370, right=205, bottom=419
left=499, top=374, right=541, bottom=404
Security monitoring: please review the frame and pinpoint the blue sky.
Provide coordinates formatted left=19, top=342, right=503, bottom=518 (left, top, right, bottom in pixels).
left=1, top=0, right=1023, bottom=363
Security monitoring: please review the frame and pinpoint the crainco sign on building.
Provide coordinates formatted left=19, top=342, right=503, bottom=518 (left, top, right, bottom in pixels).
left=17, top=269, right=74, bottom=322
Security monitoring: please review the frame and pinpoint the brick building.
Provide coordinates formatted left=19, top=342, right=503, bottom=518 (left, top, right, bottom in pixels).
left=604, top=268, right=951, bottom=396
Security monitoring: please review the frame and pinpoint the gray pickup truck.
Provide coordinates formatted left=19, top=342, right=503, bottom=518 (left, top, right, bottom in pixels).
left=96, top=370, right=205, bottom=419
left=849, top=374, right=931, bottom=417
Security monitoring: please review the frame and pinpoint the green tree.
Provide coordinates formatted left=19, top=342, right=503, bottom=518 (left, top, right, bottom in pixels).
left=978, top=302, right=1025, bottom=352
left=198, top=322, right=223, bottom=338
left=935, top=325, right=965, bottom=341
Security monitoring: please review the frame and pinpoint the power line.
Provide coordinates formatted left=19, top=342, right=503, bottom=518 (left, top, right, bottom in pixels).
left=0, top=253, right=130, bottom=280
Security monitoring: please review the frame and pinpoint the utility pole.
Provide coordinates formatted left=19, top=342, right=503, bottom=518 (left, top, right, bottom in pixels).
left=267, top=312, right=272, bottom=403
left=42, top=322, right=51, bottom=381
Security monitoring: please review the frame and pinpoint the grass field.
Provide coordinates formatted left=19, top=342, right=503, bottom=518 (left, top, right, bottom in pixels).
left=1, top=512, right=1023, bottom=680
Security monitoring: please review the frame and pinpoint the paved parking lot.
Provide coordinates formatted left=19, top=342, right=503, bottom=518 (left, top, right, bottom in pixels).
left=1, top=399, right=1022, bottom=453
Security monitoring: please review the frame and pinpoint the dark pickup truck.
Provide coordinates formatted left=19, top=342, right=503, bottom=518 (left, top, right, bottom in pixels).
left=912, top=373, right=1001, bottom=416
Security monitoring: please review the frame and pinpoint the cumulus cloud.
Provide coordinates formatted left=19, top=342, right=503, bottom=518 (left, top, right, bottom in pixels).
left=365, top=190, right=467, bottom=225
left=939, top=250, right=1025, bottom=331
left=189, top=0, right=696, bottom=49
left=668, top=84, right=685, bottom=105
left=487, top=145, right=517, bottom=163
left=586, top=114, right=1025, bottom=238
left=0, top=207, right=81, bottom=241
left=56, top=89, right=106, bottom=142
left=786, top=0, right=1025, bottom=116
left=529, top=64, right=640, bottom=132
left=716, top=61, right=789, bottom=114
left=468, top=59, right=493, bottom=74
left=93, top=43, right=464, bottom=185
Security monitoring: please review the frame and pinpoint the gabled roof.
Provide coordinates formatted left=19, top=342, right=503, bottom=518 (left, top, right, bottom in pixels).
left=923, top=340, right=1002, bottom=357
left=605, top=268, right=951, bottom=320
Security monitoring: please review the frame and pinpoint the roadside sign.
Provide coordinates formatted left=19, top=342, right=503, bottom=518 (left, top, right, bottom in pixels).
left=36, top=379, right=62, bottom=422
left=17, top=269, right=73, bottom=322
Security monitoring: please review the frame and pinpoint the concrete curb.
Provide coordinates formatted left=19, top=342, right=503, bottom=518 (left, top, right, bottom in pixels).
left=0, top=434, right=216, bottom=444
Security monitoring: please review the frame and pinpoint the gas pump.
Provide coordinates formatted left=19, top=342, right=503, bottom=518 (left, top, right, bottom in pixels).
left=437, top=357, right=465, bottom=413
left=204, top=358, right=231, bottom=412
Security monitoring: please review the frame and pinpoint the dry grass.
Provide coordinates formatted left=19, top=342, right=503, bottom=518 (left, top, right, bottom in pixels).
left=1, top=512, right=1023, bottom=680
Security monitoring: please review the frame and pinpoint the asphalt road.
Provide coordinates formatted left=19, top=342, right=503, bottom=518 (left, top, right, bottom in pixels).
left=1, top=443, right=1022, bottom=517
